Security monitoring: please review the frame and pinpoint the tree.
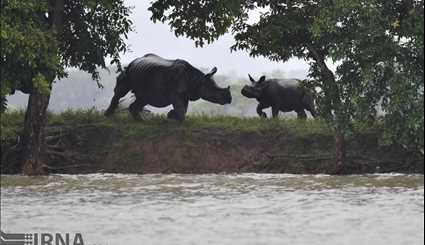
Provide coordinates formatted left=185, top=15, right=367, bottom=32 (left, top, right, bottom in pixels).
left=1, top=0, right=132, bottom=175
left=303, top=0, right=423, bottom=154
left=149, top=0, right=424, bottom=170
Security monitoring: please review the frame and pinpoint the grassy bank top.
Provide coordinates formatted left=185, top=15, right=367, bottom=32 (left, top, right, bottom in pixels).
left=2, top=109, right=383, bottom=145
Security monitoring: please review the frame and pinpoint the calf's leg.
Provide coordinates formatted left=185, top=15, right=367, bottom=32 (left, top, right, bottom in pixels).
left=302, top=94, right=318, bottom=118
left=307, top=106, right=318, bottom=118
left=257, top=103, right=269, bottom=118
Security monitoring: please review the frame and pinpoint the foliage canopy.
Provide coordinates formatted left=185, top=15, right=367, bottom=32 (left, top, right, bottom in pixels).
left=149, top=0, right=424, bottom=152
left=0, top=0, right=133, bottom=109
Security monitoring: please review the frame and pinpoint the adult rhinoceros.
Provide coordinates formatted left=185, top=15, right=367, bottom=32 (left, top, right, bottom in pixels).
left=105, top=54, right=232, bottom=121
left=241, top=75, right=317, bottom=119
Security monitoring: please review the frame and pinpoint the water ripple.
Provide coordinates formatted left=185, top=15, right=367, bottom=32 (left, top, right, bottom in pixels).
left=1, top=174, right=423, bottom=245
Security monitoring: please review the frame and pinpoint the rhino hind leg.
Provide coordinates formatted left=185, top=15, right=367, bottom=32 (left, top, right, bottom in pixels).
left=304, top=102, right=318, bottom=118
left=167, top=109, right=186, bottom=121
left=296, top=109, right=307, bottom=120
left=302, top=93, right=317, bottom=118
left=167, top=110, right=179, bottom=120
left=308, top=107, right=318, bottom=118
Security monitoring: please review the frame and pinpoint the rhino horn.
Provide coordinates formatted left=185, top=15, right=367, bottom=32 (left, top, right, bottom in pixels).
left=248, top=74, right=256, bottom=84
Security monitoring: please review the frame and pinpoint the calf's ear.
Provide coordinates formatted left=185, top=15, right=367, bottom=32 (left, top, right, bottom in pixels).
left=205, top=67, right=218, bottom=78
left=259, top=76, right=266, bottom=83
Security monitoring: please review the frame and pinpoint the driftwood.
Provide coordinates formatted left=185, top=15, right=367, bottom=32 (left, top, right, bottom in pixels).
left=265, top=153, right=334, bottom=161
left=265, top=152, right=410, bottom=165
left=44, top=163, right=92, bottom=171
left=0, top=124, right=100, bottom=172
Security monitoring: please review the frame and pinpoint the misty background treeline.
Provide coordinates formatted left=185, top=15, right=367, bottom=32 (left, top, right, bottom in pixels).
left=6, top=66, right=309, bottom=118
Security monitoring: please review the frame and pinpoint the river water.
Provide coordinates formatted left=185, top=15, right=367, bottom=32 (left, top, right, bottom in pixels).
left=1, top=174, right=423, bottom=245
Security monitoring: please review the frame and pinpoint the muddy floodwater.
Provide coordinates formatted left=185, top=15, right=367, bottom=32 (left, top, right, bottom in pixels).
left=1, top=174, right=423, bottom=245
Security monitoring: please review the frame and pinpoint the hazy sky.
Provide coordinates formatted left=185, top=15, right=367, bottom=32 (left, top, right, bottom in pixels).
left=122, top=0, right=310, bottom=78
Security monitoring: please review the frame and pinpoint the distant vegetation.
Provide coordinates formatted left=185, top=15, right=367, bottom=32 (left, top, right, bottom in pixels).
left=6, top=68, right=304, bottom=118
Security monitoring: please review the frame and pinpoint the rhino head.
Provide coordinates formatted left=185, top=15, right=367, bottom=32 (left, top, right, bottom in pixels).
left=241, top=74, right=267, bottom=98
left=199, top=67, right=232, bottom=105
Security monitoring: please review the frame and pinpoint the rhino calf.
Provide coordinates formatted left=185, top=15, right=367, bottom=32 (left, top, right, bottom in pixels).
left=105, top=54, right=232, bottom=121
left=241, top=75, right=317, bottom=119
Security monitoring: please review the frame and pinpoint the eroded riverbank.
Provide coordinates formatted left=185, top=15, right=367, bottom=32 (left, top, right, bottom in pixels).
left=1, top=112, right=424, bottom=174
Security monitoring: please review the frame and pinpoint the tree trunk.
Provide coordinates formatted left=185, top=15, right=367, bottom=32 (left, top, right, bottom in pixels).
left=334, top=130, right=346, bottom=174
left=20, top=87, right=51, bottom=175
left=306, top=44, right=348, bottom=172
left=19, top=0, right=64, bottom=175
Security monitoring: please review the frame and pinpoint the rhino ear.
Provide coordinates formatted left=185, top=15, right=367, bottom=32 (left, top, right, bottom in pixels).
left=205, top=67, right=218, bottom=78
left=248, top=74, right=256, bottom=84
left=259, top=75, right=266, bottom=84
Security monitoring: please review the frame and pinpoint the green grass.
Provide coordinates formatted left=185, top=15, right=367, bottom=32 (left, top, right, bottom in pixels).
left=1, top=109, right=336, bottom=145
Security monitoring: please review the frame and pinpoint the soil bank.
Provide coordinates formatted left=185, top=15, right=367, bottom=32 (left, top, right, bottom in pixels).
left=1, top=113, right=423, bottom=174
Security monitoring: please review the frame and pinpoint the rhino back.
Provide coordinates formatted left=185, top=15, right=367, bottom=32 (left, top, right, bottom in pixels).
left=273, top=78, right=301, bottom=88
left=263, top=79, right=302, bottom=94
left=127, top=54, right=177, bottom=78
left=125, top=54, right=191, bottom=91
left=262, top=79, right=306, bottom=110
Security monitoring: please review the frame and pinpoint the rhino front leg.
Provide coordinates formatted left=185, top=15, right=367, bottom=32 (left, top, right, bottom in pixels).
left=168, top=96, right=188, bottom=122
left=105, top=87, right=131, bottom=117
left=129, top=98, right=146, bottom=120
left=272, top=107, right=279, bottom=118
left=257, top=103, right=268, bottom=118
left=105, top=95, right=121, bottom=117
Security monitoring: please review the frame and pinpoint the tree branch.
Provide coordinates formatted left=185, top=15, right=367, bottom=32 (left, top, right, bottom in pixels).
left=52, top=0, right=65, bottom=34
left=306, top=43, right=335, bottom=81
